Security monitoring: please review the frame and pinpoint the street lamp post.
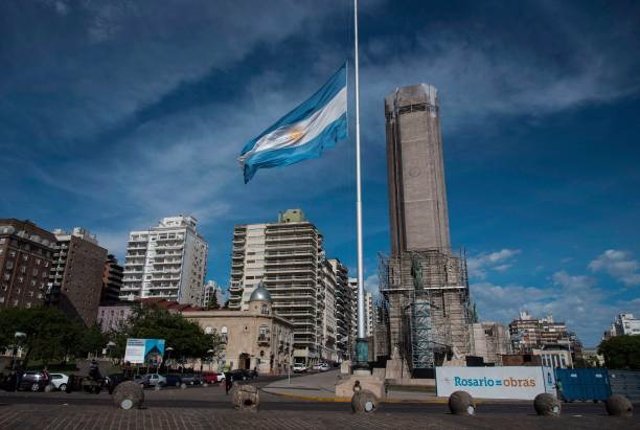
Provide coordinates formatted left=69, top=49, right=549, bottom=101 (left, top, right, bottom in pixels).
left=207, top=349, right=214, bottom=371
left=12, top=331, right=26, bottom=371
left=165, top=346, right=174, bottom=371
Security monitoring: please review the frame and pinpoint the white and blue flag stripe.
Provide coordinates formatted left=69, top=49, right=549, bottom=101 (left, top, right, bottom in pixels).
left=239, top=65, right=347, bottom=183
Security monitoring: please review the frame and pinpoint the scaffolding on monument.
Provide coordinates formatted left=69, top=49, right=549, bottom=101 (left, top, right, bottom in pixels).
left=379, top=249, right=472, bottom=372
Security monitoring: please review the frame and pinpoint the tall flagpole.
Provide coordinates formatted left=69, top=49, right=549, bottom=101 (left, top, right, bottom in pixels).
left=354, top=0, right=368, bottom=367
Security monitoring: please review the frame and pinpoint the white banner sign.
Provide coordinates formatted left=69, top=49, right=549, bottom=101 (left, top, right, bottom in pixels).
left=436, top=366, right=556, bottom=400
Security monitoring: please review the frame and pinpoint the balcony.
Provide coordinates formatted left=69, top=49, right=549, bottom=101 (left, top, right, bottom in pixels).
left=257, top=335, right=270, bottom=346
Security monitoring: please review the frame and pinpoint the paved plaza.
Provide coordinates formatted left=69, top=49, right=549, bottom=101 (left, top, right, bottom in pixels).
left=0, top=371, right=637, bottom=429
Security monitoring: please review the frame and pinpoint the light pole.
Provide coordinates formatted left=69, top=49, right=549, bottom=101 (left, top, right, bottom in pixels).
left=207, top=349, right=214, bottom=371
left=12, top=331, right=26, bottom=371
left=165, top=346, right=174, bottom=371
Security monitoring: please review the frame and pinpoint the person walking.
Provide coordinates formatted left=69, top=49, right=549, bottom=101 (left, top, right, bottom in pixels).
left=225, top=372, right=233, bottom=395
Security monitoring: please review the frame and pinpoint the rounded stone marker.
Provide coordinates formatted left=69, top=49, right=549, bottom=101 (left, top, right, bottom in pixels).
left=448, top=390, right=475, bottom=415
left=533, top=393, right=561, bottom=416
left=112, top=381, right=145, bottom=410
left=605, top=394, right=633, bottom=417
left=351, top=389, right=379, bottom=413
left=231, top=384, right=260, bottom=412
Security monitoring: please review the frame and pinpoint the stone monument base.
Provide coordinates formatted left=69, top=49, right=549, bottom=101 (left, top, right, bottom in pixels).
left=335, top=372, right=384, bottom=399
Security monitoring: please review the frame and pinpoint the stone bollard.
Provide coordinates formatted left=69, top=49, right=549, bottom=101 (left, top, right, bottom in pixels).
left=605, top=394, right=633, bottom=417
left=231, top=384, right=260, bottom=412
left=350, top=380, right=379, bottom=413
left=448, top=390, right=475, bottom=416
left=112, top=381, right=145, bottom=410
left=533, top=393, right=561, bottom=416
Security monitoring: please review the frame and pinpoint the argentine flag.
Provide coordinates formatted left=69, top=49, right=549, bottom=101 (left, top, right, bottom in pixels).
left=239, top=65, right=347, bottom=183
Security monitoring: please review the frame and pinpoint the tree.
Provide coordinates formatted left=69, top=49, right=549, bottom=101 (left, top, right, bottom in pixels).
left=0, top=307, right=84, bottom=366
left=112, top=304, right=222, bottom=362
left=79, top=324, right=108, bottom=358
left=598, top=335, right=640, bottom=369
left=206, top=291, right=219, bottom=310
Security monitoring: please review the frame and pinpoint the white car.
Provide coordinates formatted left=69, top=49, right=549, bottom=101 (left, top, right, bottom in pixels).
left=142, top=374, right=166, bottom=387
left=292, top=363, right=307, bottom=373
left=318, top=362, right=331, bottom=372
left=49, top=373, right=70, bottom=391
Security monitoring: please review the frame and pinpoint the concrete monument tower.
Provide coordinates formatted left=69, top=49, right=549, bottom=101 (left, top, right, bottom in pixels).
left=386, top=84, right=451, bottom=254
left=382, top=84, right=471, bottom=375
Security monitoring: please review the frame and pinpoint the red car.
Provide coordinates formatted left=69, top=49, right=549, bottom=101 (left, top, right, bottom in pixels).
left=202, top=372, right=223, bottom=383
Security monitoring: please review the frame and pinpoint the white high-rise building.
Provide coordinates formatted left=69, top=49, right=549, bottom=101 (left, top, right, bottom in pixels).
left=228, top=209, right=339, bottom=365
left=608, top=313, right=640, bottom=337
left=202, top=280, right=224, bottom=308
left=120, top=216, right=208, bottom=305
left=365, top=291, right=374, bottom=337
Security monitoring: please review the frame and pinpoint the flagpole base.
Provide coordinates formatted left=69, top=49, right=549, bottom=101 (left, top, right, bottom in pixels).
left=353, top=338, right=369, bottom=371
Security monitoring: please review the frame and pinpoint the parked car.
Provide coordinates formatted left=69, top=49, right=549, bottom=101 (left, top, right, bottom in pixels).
left=141, top=374, right=166, bottom=388
left=318, top=362, right=331, bottom=372
left=19, top=371, right=48, bottom=392
left=202, top=372, right=224, bottom=384
left=292, top=363, right=308, bottom=373
left=180, top=374, right=204, bottom=386
left=49, top=373, right=70, bottom=391
left=163, top=374, right=183, bottom=387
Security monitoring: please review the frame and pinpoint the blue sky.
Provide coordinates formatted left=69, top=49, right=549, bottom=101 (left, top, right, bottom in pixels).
left=1, top=0, right=639, bottom=346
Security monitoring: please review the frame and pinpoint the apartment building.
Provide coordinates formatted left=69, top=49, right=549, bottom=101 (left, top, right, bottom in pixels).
left=509, top=311, right=581, bottom=358
left=48, top=228, right=108, bottom=326
left=604, top=313, right=640, bottom=339
left=119, top=216, right=208, bottom=305
left=228, top=209, right=338, bottom=365
left=101, top=254, right=123, bottom=305
left=0, top=219, right=56, bottom=309
left=330, top=259, right=353, bottom=361
left=202, top=280, right=224, bottom=309
left=320, top=259, right=338, bottom=362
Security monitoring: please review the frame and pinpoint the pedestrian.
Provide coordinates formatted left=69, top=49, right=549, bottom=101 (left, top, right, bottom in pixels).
left=15, top=364, right=23, bottom=392
left=225, top=372, right=233, bottom=395
left=42, top=366, right=50, bottom=388
left=556, top=379, right=564, bottom=401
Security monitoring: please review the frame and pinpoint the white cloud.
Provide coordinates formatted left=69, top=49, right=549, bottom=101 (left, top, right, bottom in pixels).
left=589, top=249, right=640, bottom=287
left=471, top=270, right=617, bottom=346
left=467, top=249, right=521, bottom=279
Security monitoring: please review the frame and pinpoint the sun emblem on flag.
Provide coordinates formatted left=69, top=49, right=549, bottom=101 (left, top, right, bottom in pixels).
left=287, top=127, right=305, bottom=142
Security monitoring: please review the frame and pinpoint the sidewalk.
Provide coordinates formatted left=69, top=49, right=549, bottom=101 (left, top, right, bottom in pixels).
left=262, top=370, right=444, bottom=403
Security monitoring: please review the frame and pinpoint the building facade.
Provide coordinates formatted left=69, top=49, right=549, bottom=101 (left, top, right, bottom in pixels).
left=509, top=311, right=582, bottom=360
left=202, top=280, right=224, bottom=309
left=331, top=259, right=353, bottom=361
left=320, top=259, right=338, bottom=362
left=101, top=254, right=123, bottom=305
left=186, top=285, right=294, bottom=374
left=97, top=303, right=133, bottom=333
left=120, top=216, right=208, bottom=306
left=607, top=313, right=640, bottom=338
left=48, top=227, right=107, bottom=326
left=0, top=219, right=56, bottom=309
left=381, top=84, right=472, bottom=371
left=365, top=292, right=374, bottom=338
left=469, top=322, right=511, bottom=365
left=227, top=209, right=338, bottom=365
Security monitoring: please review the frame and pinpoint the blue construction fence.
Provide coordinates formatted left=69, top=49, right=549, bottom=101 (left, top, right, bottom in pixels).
left=554, top=368, right=640, bottom=402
